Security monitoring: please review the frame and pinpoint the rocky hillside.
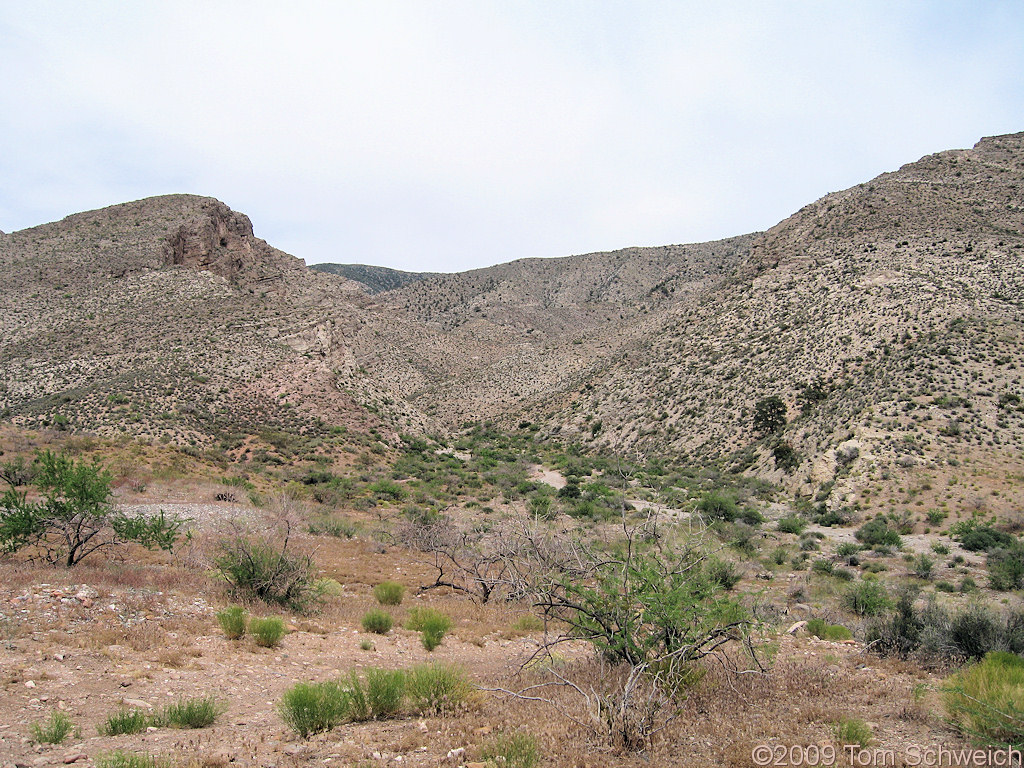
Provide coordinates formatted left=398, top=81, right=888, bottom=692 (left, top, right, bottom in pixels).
left=310, top=263, right=439, bottom=294
left=541, top=133, right=1024, bottom=513
left=337, top=132, right=1024, bottom=515
left=3, top=134, right=1023, bottom=516
left=0, top=195, right=426, bottom=459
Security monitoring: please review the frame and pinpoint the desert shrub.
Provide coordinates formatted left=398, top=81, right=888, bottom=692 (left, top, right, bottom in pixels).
left=512, top=614, right=544, bottom=632
left=156, top=697, right=225, bottom=729
left=0, top=450, right=185, bottom=567
left=307, top=515, right=357, bottom=538
left=950, top=604, right=1008, bottom=660
left=366, top=668, right=406, bottom=718
left=953, top=521, right=1018, bottom=552
left=216, top=605, right=248, bottom=639
left=870, top=594, right=1024, bottom=661
left=835, top=717, right=872, bottom=748
left=480, top=732, right=540, bottom=768
left=421, top=613, right=453, bottom=651
left=29, top=710, right=74, bottom=744
left=866, top=589, right=923, bottom=658
left=368, top=479, right=407, bottom=501
left=696, top=492, right=739, bottom=522
left=836, top=542, right=861, bottom=561
left=799, top=536, right=820, bottom=551
left=99, top=708, right=152, bottom=736
left=278, top=680, right=349, bottom=737
left=405, top=663, right=473, bottom=714
left=912, top=554, right=935, bottom=580
left=249, top=616, right=286, bottom=648
left=362, top=609, right=394, bottom=634
left=214, top=530, right=321, bottom=612
left=405, top=606, right=449, bottom=632
left=777, top=516, right=807, bottom=535
left=806, top=618, right=852, bottom=641
left=811, top=558, right=834, bottom=576
left=855, top=518, right=901, bottom=548
left=344, top=670, right=371, bottom=721
left=833, top=567, right=856, bottom=581
left=771, top=440, right=801, bottom=472
left=97, top=752, right=172, bottom=768
left=537, top=541, right=747, bottom=672
left=753, top=396, right=787, bottom=435
left=988, top=547, right=1024, bottom=590
left=373, top=581, right=406, bottom=606
left=706, top=557, right=741, bottom=590
left=944, top=651, right=1024, bottom=747
left=844, top=580, right=891, bottom=616
left=528, top=493, right=556, bottom=519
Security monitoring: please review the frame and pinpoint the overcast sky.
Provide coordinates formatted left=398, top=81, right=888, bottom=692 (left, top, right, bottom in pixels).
left=2, top=2, right=1023, bottom=272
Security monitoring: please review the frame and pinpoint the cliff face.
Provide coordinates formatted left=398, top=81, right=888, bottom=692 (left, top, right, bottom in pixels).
left=163, top=198, right=306, bottom=294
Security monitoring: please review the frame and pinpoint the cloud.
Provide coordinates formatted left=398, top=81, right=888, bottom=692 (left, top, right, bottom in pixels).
left=1, top=1, right=1023, bottom=271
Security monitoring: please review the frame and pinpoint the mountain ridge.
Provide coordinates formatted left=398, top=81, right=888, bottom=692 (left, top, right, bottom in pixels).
left=2, top=132, right=1023, bottom=515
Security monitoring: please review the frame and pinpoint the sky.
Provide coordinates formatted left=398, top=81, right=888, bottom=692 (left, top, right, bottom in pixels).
left=1, top=2, right=1023, bottom=273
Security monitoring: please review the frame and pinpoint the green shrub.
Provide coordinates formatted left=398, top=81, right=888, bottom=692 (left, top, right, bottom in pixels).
left=373, top=581, right=406, bottom=606
left=366, top=668, right=406, bottom=718
left=836, top=542, right=861, bottom=561
left=156, top=697, right=225, bottom=729
left=806, top=618, right=853, bottom=641
left=835, top=717, right=872, bottom=748
left=406, top=663, right=473, bottom=714
left=278, top=680, right=349, bottom=737
left=421, top=613, right=454, bottom=651
left=480, top=732, right=540, bottom=768
left=29, top=711, right=74, bottom=744
left=944, top=651, right=1024, bottom=747
left=811, top=558, right=834, bottom=576
left=844, top=581, right=892, bottom=616
left=405, top=606, right=449, bottom=632
left=954, top=522, right=1018, bottom=552
left=344, top=670, right=371, bottom=721
left=250, top=616, right=287, bottom=648
left=988, top=547, right=1024, bottom=590
left=697, top=492, right=739, bottom=522
left=856, top=518, right=901, bottom=548
left=307, top=515, right=357, bottom=538
left=706, top=557, right=741, bottom=590
left=97, top=752, right=172, bottom=768
left=100, top=708, right=152, bottom=736
left=368, top=479, right=407, bottom=501
left=951, top=603, right=1008, bottom=660
left=214, top=534, right=322, bottom=612
left=512, top=614, right=544, bottom=632
left=868, top=593, right=1024, bottom=662
left=362, top=609, right=394, bottom=634
left=777, top=516, right=807, bottom=535
left=216, top=605, right=248, bottom=640
left=1, top=451, right=185, bottom=567
left=912, top=554, right=935, bottom=580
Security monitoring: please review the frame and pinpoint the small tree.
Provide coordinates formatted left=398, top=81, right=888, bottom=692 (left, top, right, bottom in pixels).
left=752, top=396, right=787, bottom=436
left=0, top=450, right=186, bottom=567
